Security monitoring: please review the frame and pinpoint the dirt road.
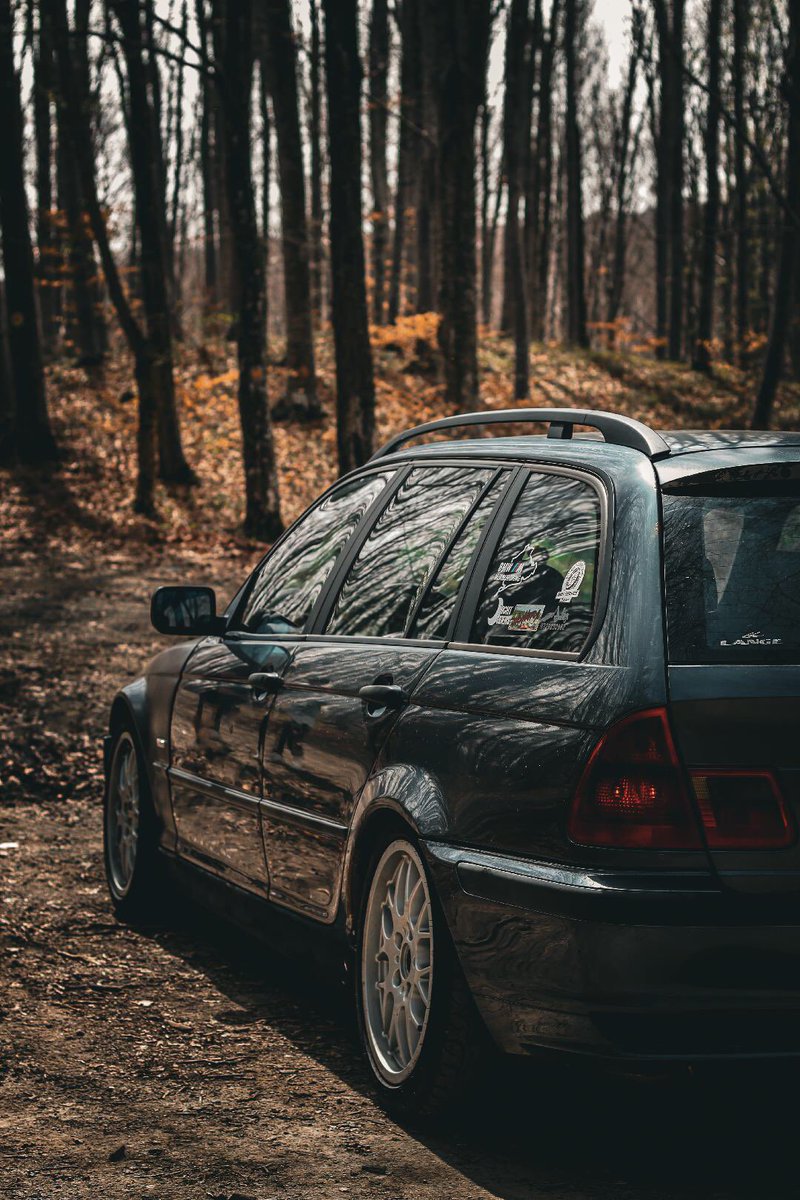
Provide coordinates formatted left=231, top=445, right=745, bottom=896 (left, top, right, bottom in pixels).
left=2, top=551, right=799, bottom=1199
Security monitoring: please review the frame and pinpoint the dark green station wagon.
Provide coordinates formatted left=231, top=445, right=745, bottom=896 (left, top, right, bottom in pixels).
left=103, top=408, right=800, bottom=1116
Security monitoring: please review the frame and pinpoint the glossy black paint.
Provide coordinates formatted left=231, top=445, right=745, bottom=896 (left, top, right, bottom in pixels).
left=106, top=428, right=800, bottom=1064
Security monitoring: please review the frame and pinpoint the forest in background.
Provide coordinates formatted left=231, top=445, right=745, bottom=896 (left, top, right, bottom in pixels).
left=0, top=0, right=799, bottom=547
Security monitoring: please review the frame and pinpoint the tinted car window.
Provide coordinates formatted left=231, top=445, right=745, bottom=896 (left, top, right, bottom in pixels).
left=326, top=466, right=495, bottom=638
left=240, top=471, right=393, bottom=635
left=471, top=471, right=601, bottom=652
left=410, top=472, right=510, bottom=640
left=663, top=483, right=800, bottom=663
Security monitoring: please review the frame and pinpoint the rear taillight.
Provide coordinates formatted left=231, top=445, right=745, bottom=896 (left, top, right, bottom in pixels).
left=691, top=771, right=794, bottom=849
left=568, top=708, right=703, bottom=849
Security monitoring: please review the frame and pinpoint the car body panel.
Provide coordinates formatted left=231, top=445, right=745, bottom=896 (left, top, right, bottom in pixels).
left=105, top=425, right=800, bottom=1065
left=260, top=638, right=442, bottom=920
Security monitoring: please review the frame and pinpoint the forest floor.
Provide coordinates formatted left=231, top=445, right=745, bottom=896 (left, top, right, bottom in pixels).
left=3, top=328, right=800, bottom=1198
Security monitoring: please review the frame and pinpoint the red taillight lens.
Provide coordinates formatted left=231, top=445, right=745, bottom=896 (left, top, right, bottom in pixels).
left=691, top=771, right=794, bottom=849
left=569, top=708, right=703, bottom=849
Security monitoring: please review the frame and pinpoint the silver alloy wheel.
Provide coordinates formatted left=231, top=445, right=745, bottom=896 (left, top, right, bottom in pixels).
left=106, top=733, right=140, bottom=897
left=361, top=840, right=434, bottom=1085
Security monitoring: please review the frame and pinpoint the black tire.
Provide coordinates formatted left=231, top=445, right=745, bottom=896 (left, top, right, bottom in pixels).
left=355, top=832, right=489, bottom=1123
left=103, top=725, right=166, bottom=921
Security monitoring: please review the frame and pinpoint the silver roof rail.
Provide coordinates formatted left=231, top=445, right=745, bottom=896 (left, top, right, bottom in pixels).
left=370, top=408, right=672, bottom=462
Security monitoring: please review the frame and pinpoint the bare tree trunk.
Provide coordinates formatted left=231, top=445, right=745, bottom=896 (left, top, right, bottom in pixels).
left=528, top=0, right=559, bottom=343
left=262, top=0, right=319, bottom=420
left=388, top=0, right=420, bottom=324
left=692, top=0, right=722, bottom=372
left=196, top=0, right=218, bottom=312
left=752, top=0, right=799, bottom=429
left=416, top=5, right=439, bottom=314
left=733, top=0, right=750, bottom=364
left=33, top=4, right=59, bottom=357
left=607, top=11, right=642, bottom=334
left=503, top=0, right=531, bottom=396
left=564, top=0, right=587, bottom=348
left=308, top=0, right=325, bottom=321
left=434, top=0, right=493, bottom=408
left=47, top=0, right=157, bottom=513
left=215, top=0, right=283, bottom=538
left=323, top=0, right=375, bottom=471
left=368, top=0, right=390, bottom=323
left=0, top=0, right=57, bottom=464
left=111, top=0, right=196, bottom=486
left=668, top=0, right=685, bottom=360
left=479, top=93, right=494, bottom=327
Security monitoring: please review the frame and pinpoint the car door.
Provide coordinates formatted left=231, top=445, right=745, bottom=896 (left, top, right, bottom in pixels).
left=169, top=469, right=395, bottom=893
left=259, top=464, right=513, bottom=921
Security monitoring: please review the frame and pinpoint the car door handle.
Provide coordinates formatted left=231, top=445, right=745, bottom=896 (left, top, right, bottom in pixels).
left=358, top=684, right=409, bottom=711
left=248, top=671, right=284, bottom=698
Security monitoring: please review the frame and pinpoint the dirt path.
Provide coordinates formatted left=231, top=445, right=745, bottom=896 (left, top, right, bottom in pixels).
left=2, top=553, right=800, bottom=1199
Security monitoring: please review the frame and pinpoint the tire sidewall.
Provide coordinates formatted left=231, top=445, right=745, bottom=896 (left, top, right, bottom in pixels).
left=355, top=831, right=459, bottom=1114
left=103, top=725, right=159, bottom=917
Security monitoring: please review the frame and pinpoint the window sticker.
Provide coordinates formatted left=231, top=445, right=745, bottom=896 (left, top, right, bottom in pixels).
left=555, top=559, right=586, bottom=603
left=498, top=561, right=525, bottom=581
left=720, top=631, right=783, bottom=647
left=509, top=603, right=545, bottom=632
left=538, top=604, right=570, bottom=633
left=487, top=597, right=514, bottom=627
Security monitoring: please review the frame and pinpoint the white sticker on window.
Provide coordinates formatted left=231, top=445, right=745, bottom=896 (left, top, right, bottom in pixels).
left=555, top=560, right=586, bottom=604
left=487, top=597, right=515, bottom=626
left=720, top=631, right=782, bottom=646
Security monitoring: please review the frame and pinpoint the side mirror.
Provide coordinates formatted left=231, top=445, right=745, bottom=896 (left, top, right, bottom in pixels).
left=151, top=586, right=225, bottom=636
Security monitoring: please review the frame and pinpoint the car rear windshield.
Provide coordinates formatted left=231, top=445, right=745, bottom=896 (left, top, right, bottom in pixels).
left=662, top=474, right=800, bottom=664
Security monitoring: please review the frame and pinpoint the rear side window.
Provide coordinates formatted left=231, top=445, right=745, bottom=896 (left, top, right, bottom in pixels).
left=240, top=471, right=393, bottom=635
left=326, top=466, right=495, bottom=638
left=471, top=471, right=602, bottom=652
left=410, top=472, right=510, bottom=640
left=663, top=481, right=800, bottom=663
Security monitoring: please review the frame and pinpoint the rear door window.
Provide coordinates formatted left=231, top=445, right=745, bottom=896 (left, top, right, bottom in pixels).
left=663, top=479, right=800, bottom=663
left=326, top=465, right=495, bottom=638
left=470, top=471, right=602, bottom=652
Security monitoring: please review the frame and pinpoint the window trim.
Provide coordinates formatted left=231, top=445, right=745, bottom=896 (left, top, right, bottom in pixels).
left=450, top=463, right=612, bottom=662
left=228, top=463, right=399, bottom=635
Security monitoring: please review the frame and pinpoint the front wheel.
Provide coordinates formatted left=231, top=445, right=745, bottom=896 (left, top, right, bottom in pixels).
left=103, top=727, right=165, bottom=920
left=356, top=836, right=488, bottom=1121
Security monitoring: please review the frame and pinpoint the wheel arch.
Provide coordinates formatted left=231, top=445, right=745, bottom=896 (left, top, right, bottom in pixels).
left=340, top=763, right=449, bottom=939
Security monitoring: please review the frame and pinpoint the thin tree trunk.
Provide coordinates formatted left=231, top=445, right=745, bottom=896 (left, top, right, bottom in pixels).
left=752, top=0, right=799, bottom=428
left=308, top=0, right=324, bottom=321
left=416, top=4, right=439, bottom=314
left=196, top=0, right=218, bottom=311
left=388, top=0, right=420, bottom=324
left=111, top=0, right=196, bottom=486
left=33, top=4, right=59, bottom=356
left=529, top=0, right=559, bottom=343
left=563, top=0, right=587, bottom=348
left=0, top=0, right=57, bottom=463
left=503, top=0, right=531, bottom=395
left=692, top=0, right=722, bottom=372
left=215, top=0, right=283, bottom=538
left=434, top=0, right=493, bottom=408
left=668, top=0, right=685, bottom=360
left=263, top=0, right=319, bottom=420
left=607, top=11, right=641, bottom=334
left=323, top=0, right=375, bottom=471
left=368, top=0, right=390, bottom=323
left=733, top=0, right=750, bottom=364
left=47, top=0, right=157, bottom=512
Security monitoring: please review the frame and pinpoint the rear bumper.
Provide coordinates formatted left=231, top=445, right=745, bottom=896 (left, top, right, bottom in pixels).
left=424, top=841, right=800, bottom=1061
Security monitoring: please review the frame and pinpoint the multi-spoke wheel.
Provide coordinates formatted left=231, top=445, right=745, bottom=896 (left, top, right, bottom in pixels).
left=105, top=732, right=140, bottom=898
left=356, top=833, right=488, bottom=1120
left=103, top=725, right=164, bottom=919
left=362, top=841, right=434, bottom=1083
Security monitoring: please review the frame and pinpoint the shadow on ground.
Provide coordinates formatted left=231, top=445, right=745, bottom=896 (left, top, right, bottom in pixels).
left=144, top=898, right=800, bottom=1200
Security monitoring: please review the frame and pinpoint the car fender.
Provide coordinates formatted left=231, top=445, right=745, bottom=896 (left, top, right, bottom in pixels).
left=106, top=641, right=199, bottom=847
left=339, top=762, right=449, bottom=935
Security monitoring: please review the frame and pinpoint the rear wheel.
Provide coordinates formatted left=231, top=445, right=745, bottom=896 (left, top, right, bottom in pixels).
left=356, top=835, right=488, bottom=1121
left=103, top=727, right=165, bottom=920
